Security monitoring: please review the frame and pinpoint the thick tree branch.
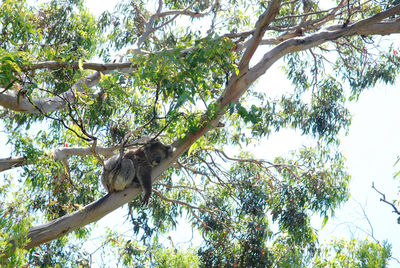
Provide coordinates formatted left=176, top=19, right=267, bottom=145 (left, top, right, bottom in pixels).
left=239, top=0, right=282, bottom=70
left=0, top=65, right=132, bottom=114
left=52, top=146, right=117, bottom=161
left=0, top=146, right=116, bottom=172
left=260, top=20, right=400, bottom=45
left=25, top=188, right=142, bottom=249
left=15, top=2, right=400, bottom=252
left=23, top=146, right=179, bottom=249
left=248, top=5, right=400, bottom=90
left=0, top=156, right=26, bottom=172
left=26, top=61, right=132, bottom=72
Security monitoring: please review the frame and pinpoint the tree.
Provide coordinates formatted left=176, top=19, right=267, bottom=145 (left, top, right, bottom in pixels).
left=0, top=0, right=399, bottom=266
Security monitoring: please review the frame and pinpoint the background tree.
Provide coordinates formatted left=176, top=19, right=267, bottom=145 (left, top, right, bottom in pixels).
left=1, top=0, right=400, bottom=266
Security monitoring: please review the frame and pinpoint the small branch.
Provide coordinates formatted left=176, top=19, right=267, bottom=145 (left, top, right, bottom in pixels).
left=90, top=139, right=105, bottom=167
left=274, top=7, right=336, bottom=22
left=136, top=0, right=217, bottom=47
left=53, top=145, right=119, bottom=162
left=372, top=182, right=400, bottom=216
left=25, top=93, right=94, bottom=142
left=152, top=189, right=217, bottom=215
left=190, top=208, right=209, bottom=231
left=155, top=183, right=205, bottom=193
left=26, top=61, right=133, bottom=72
left=355, top=199, right=377, bottom=242
left=212, top=148, right=266, bottom=166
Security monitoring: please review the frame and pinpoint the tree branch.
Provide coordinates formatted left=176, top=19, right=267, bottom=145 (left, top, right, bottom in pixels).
left=131, top=0, right=218, bottom=55
left=52, top=146, right=117, bottom=161
left=248, top=5, right=400, bottom=89
left=11, top=2, right=400, bottom=253
left=238, top=0, right=282, bottom=70
left=152, top=189, right=216, bottom=215
left=26, top=61, right=132, bottom=72
left=23, top=149, right=179, bottom=249
left=0, top=145, right=117, bottom=172
left=0, top=64, right=134, bottom=114
left=372, top=182, right=400, bottom=216
left=0, top=156, right=27, bottom=172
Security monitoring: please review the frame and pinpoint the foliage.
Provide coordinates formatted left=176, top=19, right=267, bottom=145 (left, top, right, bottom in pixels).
left=314, top=239, right=392, bottom=268
left=153, top=247, right=200, bottom=268
left=0, top=175, right=30, bottom=267
left=0, top=0, right=399, bottom=266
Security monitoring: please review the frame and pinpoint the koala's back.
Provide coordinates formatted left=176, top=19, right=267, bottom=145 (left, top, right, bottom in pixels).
left=124, top=147, right=148, bottom=167
left=101, top=140, right=172, bottom=204
left=124, top=140, right=171, bottom=167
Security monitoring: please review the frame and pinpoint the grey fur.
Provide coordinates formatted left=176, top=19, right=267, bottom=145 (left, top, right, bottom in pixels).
left=101, top=139, right=172, bottom=205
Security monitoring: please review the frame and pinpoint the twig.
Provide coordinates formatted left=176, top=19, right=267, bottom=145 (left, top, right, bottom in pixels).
left=155, top=183, right=205, bottom=193
left=26, top=61, right=133, bottom=71
left=152, top=189, right=219, bottom=215
left=372, top=182, right=400, bottom=216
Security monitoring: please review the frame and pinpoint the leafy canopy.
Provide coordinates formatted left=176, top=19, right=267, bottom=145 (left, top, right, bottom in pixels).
left=1, top=0, right=399, bottom=266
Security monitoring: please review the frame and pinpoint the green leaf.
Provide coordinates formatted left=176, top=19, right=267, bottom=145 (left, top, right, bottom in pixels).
left=321, top=214, right=329, bottom=229
left=78, top=58, right=83, bottom=70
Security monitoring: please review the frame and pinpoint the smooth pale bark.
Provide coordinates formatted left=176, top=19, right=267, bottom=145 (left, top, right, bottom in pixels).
left=5, top=1, right=400, bottom=251
left=0, top=156, right=26, bottom=172
left=0, top=146, right=116, bottom=172
left=21, top=2, right=263, bottom=246
left=0, top=65, right=131, bottom=114
left=25, top=186, right=143, bottom=249
left=1, top=18, right=399, bottom=114
left=24, top=141, right=182, bottom=249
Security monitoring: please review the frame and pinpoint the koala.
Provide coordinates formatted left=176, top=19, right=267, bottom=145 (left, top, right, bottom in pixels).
left=101, top=139, right=173, bottom=205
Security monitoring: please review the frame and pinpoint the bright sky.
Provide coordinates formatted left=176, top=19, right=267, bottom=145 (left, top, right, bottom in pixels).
left=1, top=0, right=399, bottom=266
left=81, top=0, right=400, bottom=262
left=327, top=83, right=400, bottom=265
left=258, top=61, right=400, bottom=266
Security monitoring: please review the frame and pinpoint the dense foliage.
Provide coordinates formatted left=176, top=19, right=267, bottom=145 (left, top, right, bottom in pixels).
left=1, top=0, right=399, bottom=266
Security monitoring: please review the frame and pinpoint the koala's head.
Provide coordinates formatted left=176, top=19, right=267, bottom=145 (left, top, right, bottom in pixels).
left=144, top=140, right=173, bottom=166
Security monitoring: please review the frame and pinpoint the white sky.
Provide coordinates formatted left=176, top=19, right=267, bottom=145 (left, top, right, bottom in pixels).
left=257, top=61, right=400, bottom=266
left=1, top=0, right=400, bottom=266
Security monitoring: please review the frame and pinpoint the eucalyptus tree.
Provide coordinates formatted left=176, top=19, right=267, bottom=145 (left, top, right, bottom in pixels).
left=0, top=0, right=399, bottom=266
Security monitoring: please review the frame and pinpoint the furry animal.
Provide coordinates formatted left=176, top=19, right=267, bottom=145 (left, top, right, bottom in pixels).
left=101, top=139, right=173, bottom=205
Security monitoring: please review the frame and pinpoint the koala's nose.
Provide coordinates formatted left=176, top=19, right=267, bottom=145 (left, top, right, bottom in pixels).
left=155, top=156, right=162, bottom=163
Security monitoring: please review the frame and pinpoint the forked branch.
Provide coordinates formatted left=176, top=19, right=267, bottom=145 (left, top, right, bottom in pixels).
left=372, top=182, right=400, bottom=217
left=5, top=1, right=400, bottom=254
